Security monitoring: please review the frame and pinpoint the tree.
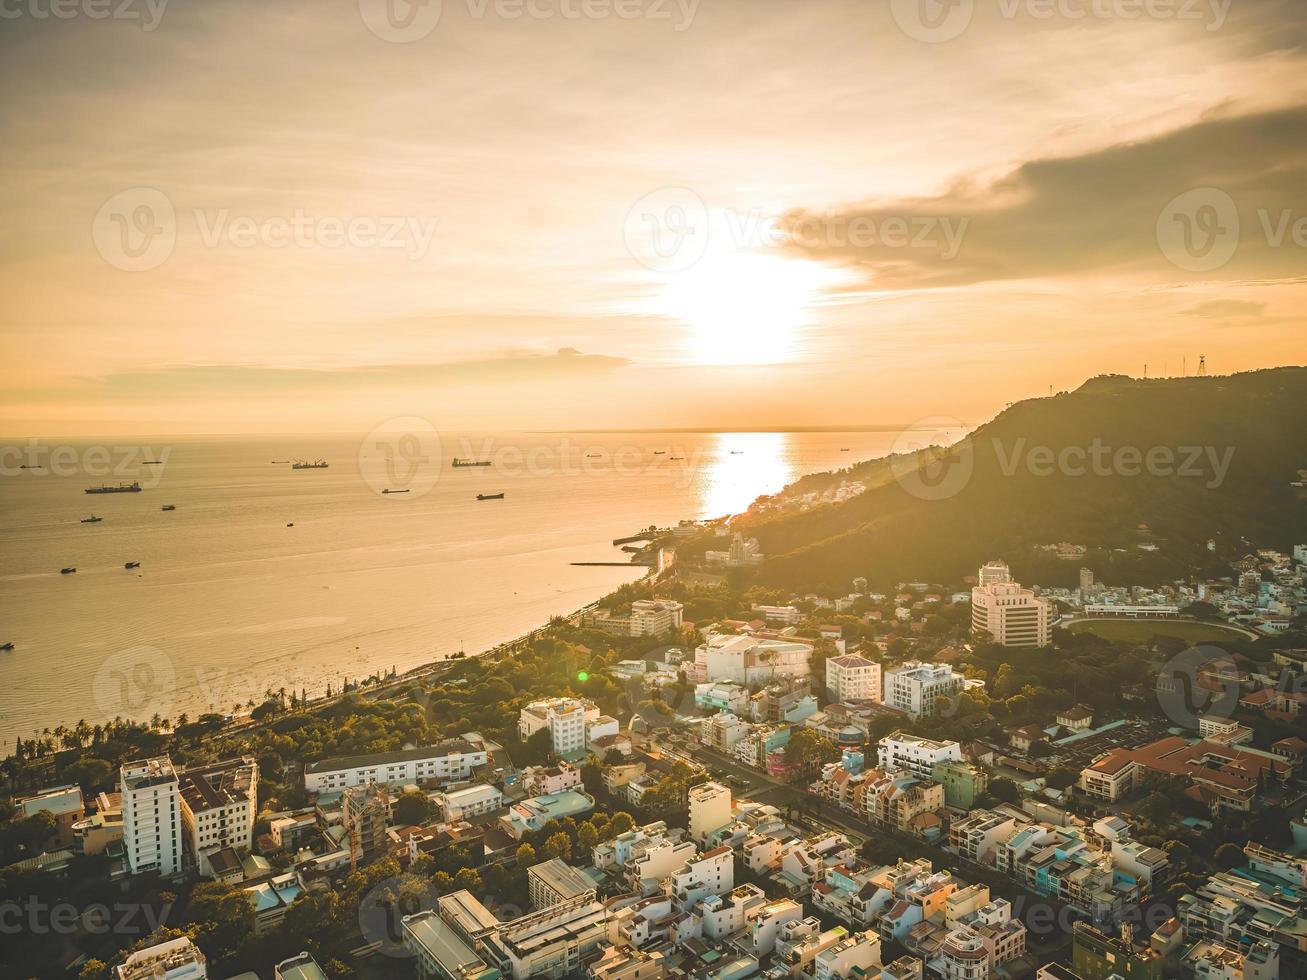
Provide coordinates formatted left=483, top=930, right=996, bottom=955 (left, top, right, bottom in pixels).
left=1215, top=843, right=1243, bottom=870
left=610, top=812, right=635, bottom=836
left=1137, top=792, right=1171, bottom=826
left=78, top=960, right=109, bottom=980
left=577, top=822, right=599, bottom=851
left=515, top=843, right=537, bottom=867
left=543, top=832, right=572, bottom=861
left=185, top=881, right=256, bottom=963
left=432, top=871, right=456, bottom=894
left=989, top=777, right=1019, bottom=804
left=393, top=792, right=435, bottom=826
left=455, top=867, right=482, bottom=893
left=63, top=757, right=114, bottom=793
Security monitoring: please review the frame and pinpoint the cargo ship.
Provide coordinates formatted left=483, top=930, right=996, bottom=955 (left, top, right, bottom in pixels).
left=81, top=516, right=103, bottom=524
left=452, top=458, right=491, bottom=467
left=476, top=492, right=505, bottom=500
left=85, top=482, right=141, bottom=494
left=292, top=459, right=329, bottom=469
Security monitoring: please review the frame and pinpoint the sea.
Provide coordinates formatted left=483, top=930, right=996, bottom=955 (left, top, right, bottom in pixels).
left=0, top=429, right=920, bottom=750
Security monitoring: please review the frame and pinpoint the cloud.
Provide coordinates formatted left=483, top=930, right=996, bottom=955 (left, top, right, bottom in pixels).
left=782, top=104, right=1307, bottom=290
left=61, top=349, right=631, bottom=401
left=1180, top=299, right=1268, bottom=318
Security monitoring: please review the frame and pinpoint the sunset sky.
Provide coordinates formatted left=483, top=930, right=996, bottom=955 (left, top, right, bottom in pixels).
left=2, top=0, right=1305, bottom=435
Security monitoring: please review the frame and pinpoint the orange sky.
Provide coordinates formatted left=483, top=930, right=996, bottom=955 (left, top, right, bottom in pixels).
left=1, top=0, right=1305, bottom=435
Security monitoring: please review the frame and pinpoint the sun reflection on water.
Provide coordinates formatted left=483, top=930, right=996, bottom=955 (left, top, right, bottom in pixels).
left=700, top=432, right=793, bottom=519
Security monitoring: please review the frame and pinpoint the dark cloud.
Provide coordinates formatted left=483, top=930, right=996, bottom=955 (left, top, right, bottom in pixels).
left=782, top=105, right=1307, bottom=289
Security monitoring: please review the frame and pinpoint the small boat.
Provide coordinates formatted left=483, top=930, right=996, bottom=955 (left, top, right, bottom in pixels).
left=61, top=567, right=77, bottom=575
left=476, top=492, right=505, bottom=501
left=585, top=453, right=602, bottom=459
left=124, top=561, right=141, bottom=569
left=142, top=459, right=164, bottom=464
left=452, top=458, right=492, bottom=468
left=653, top=450, right=666, bottom=455
left=18, top=464, right=41, bottom=470
left=840, top=448, right=850, bottom=452
left=161, top=504, right=176, bottom=511
left=286, top=522, right=295, bottom=527
left=271, top=460, right=289, bottom=464
left=0, top=642, right=13, bottom=652
left=382, top=488, right=411, bottom=494
left=669, top=456, right=685, bottom=461
left=81, top=516, right=103, bottom=524
left=729, top=450, right=743, bottom=455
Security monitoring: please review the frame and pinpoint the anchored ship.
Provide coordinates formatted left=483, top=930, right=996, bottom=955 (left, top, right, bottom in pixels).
left=292, top=459, right=329, bottom=469
left=85, top=482, right=141, bottom=494
left=476, top=492, right=505, bottom=500
left=452, top=458, right=491, bottom=468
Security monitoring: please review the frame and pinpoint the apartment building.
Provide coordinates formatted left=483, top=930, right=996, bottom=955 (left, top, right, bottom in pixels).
left=883, top=662, right=966, bottom=718
left=585, top=599, right=684, bottom=637
left=700, top=711, right=752, bottom=752
left=435, top=784, right=503, bottom=821
left=697, top=632, right=812, bottom=686
left=825, top=655, right=882, bottom=703
left=688, top=781, right=732, bottom=843
left=115, top=937, right=207, bottom=980
left=971, top=562, right=1052, bottom=648
left=878, top=733, right=962, bottom=781
left=527, top=857, right=597, bottom=910
left=518, top=698, right=600, bottom=757
left=273, top=952, right=330, bottom=980
left=304, top=737, right=489, bottom=793
left=121, top=757, right=182, bottom=877
left=179, top=757, right=257, bottom=878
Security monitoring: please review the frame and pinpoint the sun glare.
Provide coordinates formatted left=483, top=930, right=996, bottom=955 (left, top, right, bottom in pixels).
left=658, top=252, right=847, bottom=366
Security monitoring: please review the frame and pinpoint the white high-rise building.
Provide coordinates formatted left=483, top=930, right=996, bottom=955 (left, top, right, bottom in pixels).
left=971, top=562, right=1052, bottom=648
left=179, top=757, right=258, bottom=877
left=121, top=757, right=182, bottom=877
left=688, top=781, right=732, bottom=843
left=878, top=732, right=962, bottom=781
left=883, top=661, right=965, bottom=719
left=519, top=697, right=600, bottom=757
left=825, top=654, right=882, bottom=703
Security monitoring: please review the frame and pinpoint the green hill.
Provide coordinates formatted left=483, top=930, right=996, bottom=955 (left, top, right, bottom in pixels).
left=739, top=367, right=1307, bottom=591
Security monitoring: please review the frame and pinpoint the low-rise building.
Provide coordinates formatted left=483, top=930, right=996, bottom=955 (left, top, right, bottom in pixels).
left=304, top=737, right=489, bottom=793
left=114, top=937, right=207, bottom=980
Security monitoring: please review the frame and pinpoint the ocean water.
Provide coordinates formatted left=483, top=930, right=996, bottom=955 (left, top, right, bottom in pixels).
left=0, top=429, right=902, bottom=748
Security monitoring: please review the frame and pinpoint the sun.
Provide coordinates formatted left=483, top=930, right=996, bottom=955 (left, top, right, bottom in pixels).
left=657, top=251, right=847, bottom=366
